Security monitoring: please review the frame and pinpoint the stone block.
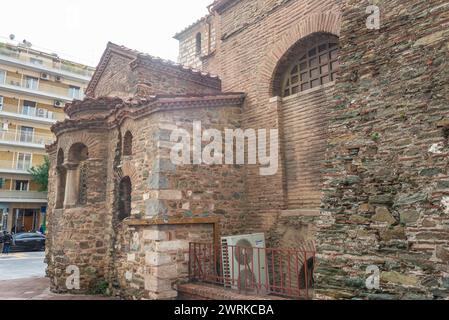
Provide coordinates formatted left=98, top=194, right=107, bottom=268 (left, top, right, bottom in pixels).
left=143, top=229, right=169, bottom=241
left=372, top=207, right=396, bottom=225
left=158, top=190, right=182, bottom=200
left=153, top=158, right=176, bottom=173
left=145, top=199, right=167, bottom=217
left=148, top=173, right=169, bottom=190
left=151, top=263, right=178, bottom=279
left=144, top=274, right=173, bottom=292
left=155, top=240, right=190, bottom=252
left=380, top=226, right=407, bottom=241
left=381, top=271, right=418, bottom=286
left=127, top=253, right=136, bottom=262
left=148, top=289, right=178, bottom=300
left=400, top=210, right=420, bottom=225
left=145, top=252, right=173, bottom=266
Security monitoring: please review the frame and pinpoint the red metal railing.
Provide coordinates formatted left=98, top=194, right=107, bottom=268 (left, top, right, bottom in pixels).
left=188, top=242, right=316, bottom=299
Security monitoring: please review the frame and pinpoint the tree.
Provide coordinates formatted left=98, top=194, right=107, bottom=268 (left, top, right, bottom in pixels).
left=28, top=156, right=50, bottom=192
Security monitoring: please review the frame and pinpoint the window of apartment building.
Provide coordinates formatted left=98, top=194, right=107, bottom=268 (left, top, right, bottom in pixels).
left=0, top=70, right=5, bottom=85
left=30, top=58, right=43, bottom=65
left=15, top=180, right=29, bottom=191
left=22, top=100, right=37, bottom=117
left=283, top=41, right=339, bottom=96
left=24, top=76, right=39, bottom=90
left=16, top=153, right=32, bottom=171
left=69, top=86, right=81, bottom=99
left=0, top=178, right=5, bottom=189
left=19, top=126, right=34, bottom=143
left=0, top=96, right=3, bottom=111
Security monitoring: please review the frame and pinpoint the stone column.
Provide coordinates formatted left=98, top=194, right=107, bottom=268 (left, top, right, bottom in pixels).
left=63, top=162, right=80, bottom=208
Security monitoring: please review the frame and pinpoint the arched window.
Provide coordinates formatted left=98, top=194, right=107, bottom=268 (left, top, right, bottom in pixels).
left=195, top=32, right=202, bottom=56
left=118, top=176, right=131, bottom=221
left=67, top=143, right=89, bottom=206
left=282, top=39, right=339, bottom=97
left=55, top=148, right=66, bottom=209
left=123, top=131, right=133, bottom=156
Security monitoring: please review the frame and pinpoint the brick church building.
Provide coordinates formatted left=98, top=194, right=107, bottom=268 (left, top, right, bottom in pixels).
left=45, top=0, right=449, bottom=299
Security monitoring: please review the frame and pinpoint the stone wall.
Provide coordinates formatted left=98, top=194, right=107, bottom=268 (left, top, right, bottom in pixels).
left=176, top=0, right=449, bottom=299
left=112, top=221, right=215, bottom=300
left=176, top=17, right=217, bottom=70
left=46, top=129, right=112, bottom=293
left=47, top=94, right=246, bottom=298
left=316, top=0, right=449, bottom=299
left=93, top=54, right=138, bottom=99
left=179, top=0, right=341, bottom=248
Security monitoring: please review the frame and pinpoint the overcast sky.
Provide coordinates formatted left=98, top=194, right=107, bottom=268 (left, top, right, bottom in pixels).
left=0, top=0, right=212, bottom=67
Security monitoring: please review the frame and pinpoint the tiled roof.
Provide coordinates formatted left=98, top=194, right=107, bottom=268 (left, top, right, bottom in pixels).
left=173, top=15, right=210, bottom=40
left=209, top=0, right=238, bottom=12
left=86, top=42, right=220, bottom=96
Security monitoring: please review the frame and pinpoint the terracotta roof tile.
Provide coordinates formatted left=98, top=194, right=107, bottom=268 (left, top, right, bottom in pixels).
left=86, top=42, right=220, bottom=96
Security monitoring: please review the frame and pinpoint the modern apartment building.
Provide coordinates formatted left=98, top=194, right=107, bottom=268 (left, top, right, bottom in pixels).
left=0, top=40, right=95, bottom=233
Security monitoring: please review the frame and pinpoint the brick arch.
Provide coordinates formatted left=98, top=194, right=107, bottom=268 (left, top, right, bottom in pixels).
left=114, top=160, right=138, bottom=186
left=257, top=11, right=341, bottom=98
left=119, top=119, right=138, bottom=138
left=57, top=131, right=103, bottom=160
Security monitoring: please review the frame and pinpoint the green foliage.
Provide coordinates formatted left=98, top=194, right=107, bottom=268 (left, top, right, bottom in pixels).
left=90, top=280, right=110, bottom=296
left=28, top=156, right=49, bottom=192
left=371, top=132, right=381, bottom=142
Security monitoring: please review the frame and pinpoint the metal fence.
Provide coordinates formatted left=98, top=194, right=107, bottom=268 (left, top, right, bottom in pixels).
left=188, top=242, right=316, bottom=299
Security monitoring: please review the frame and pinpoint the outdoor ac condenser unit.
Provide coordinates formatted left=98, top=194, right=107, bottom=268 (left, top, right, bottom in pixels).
left=40, top=73, right=50, bottom=80
left=221, top=233, right=268, bottom=292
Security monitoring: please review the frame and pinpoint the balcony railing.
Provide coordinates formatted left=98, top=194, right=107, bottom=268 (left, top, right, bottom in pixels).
left=0, top=104, right=65, bottom=123
left=0, top=190, right=47, bottom=202
left=0, top=160, right=32, bottom=173
left=0, top=130, right=55, bottom=146
left=0, top=44, right=94, bottom=79
left=20, top=106, right=56, bottom=120
left=189, top=242, right=316, bottom=299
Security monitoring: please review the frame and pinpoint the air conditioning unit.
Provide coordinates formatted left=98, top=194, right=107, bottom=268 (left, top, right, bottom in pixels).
left=37, top=108, right=46, bottom=117
left=54, top=100, right=63, bottom=108
left=55, top=75, right=62, bottom=82
left=2, top=122, right=9, bottom=130
left=40, top=73, right=50, bottom=80
left=221, top=233, right=268, bottom=293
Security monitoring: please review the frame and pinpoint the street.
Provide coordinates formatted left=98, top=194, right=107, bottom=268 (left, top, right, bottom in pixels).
left=0, top=252, right=46, bottom=281
left=0, top=252, right=112, bottom=300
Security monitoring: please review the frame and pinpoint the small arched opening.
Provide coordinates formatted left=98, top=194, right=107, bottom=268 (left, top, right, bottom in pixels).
left=65, top=143, right=89, bottom=206
left=55, top=148, right=66, bottom=209
left=195, top=32, right=202, bottom=56
left=118, top=176, right=131, bottom=221
left=123, top=131, right=133, bottom=157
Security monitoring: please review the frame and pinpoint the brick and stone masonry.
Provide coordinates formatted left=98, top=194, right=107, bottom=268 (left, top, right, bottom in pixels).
left=46, top=0, right=449, bottom=299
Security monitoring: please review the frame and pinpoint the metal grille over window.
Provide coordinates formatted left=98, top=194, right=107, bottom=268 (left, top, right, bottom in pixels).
left=78, top=161, right=88, bottom=205
left=283, top=41, right=339, bottom=97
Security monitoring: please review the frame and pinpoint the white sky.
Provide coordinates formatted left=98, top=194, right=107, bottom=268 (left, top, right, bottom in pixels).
left=0, top=0, right=212, bottom=67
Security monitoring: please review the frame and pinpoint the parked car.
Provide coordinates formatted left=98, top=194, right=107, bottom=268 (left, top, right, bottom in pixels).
left=10, top=232, right=46, bottom=252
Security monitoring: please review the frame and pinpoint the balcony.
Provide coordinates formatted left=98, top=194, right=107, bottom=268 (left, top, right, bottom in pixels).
left=0, top=131, right=55, bottom=149
left=0, top=190, right=47, bottom=203
left=0, top=104, right=64, bottom=125
left=0, top=160, right=31, bottom=175
left=0, top=45, right=93, bottom=82
left=0, top=80, right=74, bottom=103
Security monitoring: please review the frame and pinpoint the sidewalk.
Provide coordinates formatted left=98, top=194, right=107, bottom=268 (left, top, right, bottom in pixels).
left=0, top=277, right=114, bottom=300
